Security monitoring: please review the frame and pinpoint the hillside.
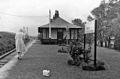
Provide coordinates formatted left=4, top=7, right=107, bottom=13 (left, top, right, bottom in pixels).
left=0, top=32, right=15, bottom=55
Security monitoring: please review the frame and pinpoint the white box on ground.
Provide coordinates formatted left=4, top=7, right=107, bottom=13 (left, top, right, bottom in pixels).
left=43, top=70, right=50, bottom=76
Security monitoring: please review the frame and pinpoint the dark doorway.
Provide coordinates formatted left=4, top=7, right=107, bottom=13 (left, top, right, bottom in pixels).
left=57, top=29, right=63, bottom=44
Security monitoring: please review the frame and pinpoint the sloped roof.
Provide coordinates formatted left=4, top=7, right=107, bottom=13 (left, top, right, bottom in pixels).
left=39, top=17, right=82, bottom=29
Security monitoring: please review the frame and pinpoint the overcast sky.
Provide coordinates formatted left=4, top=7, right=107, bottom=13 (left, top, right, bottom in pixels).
left=0, top=0, right=101, bottom=36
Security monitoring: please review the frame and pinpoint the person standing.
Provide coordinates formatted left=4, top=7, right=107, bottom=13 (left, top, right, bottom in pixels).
left=15, top=29, right=26, bottom=60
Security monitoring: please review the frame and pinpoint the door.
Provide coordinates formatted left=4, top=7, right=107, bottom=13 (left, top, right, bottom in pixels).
left=57, top=29, right=63, bottom=44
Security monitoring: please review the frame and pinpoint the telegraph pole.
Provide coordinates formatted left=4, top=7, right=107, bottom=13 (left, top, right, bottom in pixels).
left=94, top=19, right=97, bottom=66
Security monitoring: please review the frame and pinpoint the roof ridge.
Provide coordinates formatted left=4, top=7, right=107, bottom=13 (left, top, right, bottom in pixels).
left=39, top=17, right=82, bottom=28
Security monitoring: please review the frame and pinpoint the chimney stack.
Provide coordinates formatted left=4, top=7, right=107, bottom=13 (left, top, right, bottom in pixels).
left=53, top=10, right=59, bottom=20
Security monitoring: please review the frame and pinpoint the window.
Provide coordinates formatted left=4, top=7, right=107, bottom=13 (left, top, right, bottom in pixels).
left=71, top=29, right=77, bottom=39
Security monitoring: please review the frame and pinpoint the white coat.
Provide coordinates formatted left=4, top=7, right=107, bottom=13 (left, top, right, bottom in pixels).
left=15, top=32, right=26, bottom=53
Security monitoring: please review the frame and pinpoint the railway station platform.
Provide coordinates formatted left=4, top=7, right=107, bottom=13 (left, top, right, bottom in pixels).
left=0, top=40, right=76, bottom=79
left=1, top=40, right=120, bottom=79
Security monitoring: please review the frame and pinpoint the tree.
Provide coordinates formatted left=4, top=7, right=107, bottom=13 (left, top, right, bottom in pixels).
left=87, top=15, right=94, bottom=22
left=72, top=18, right=84, bottom=27
left=72, top=18, right=85, bottom=42
left=72, top=18, right=94, bottom=46
left=91, top=0, right=120, bottom=48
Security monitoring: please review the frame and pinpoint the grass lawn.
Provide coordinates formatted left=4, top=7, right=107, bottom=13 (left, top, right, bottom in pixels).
left=5, top=43, right=120, bottom=79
